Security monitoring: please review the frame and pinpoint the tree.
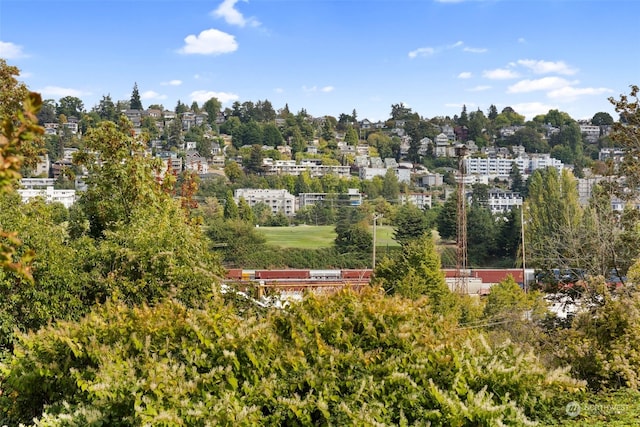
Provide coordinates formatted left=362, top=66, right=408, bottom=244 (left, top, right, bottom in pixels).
left=175, top=100, right=188, bottom=114
left=246, top=144, right=265, bottom=175
left=390, top=102, right=413, bottom=120
left=436, top=192, right=458, bottom=241
left=393, top=203, right=430, bottom=246
left=525, top=167, right=583, bottom=276
left=487, top=104, right=498, bottom=120
left=334, top=206, right=371, bottom=254
left=129, top=83, right=143, bottom=110
left=73, top=118, right=173, bottom=238
left=509, top=163, right=525, bottom=194
left=467, top=203, right=497, bottom=266
left=223, top=190, right=239, bottom=219
left=94, top=94, right=118, bottom=122
left=224, top=161, right=244, bottom=183
left=507, top=127, right=548, bottom=153
left=609, top=85, right=640, bottom=196
left=591, top=111, right=614, bottom=126
left=56, top=95, right=84, bottom=118
left=373, top=234, right=452, bottom=310
left=203, top=97, right=222, bottom=126
left=0, top=61, right=44, bottom=282
left=483, top=275, right=530, bottom=319
left=36, top=98, right=57, bottom=124
left=262, top=123, right=283, bottom=147
left=381, top=168, right=400, bottom=202
left=495, top=207, right=522, bottom=261
left=344, top=126, right=358, bottom=145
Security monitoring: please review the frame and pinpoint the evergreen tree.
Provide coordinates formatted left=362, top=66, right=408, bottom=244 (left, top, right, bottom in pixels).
left=223, top=191, right=239, bottom=219
left=130, top=82, right=143, bottom=110
left=394, top=203, right=431, bottom=246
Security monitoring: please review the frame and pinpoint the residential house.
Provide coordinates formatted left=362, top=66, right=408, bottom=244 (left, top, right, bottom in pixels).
left=185, top=150, right=209, bottom=175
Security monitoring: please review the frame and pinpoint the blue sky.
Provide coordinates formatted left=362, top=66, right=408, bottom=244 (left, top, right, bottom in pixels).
left=1, top=0, right=637, bottom=122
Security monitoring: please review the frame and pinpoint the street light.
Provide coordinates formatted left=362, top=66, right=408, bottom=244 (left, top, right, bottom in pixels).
left=372, top=213, right=383, bottom=269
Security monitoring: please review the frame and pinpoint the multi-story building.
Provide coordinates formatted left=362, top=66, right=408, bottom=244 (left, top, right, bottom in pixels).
left=487, top=188, right=522, bottom=214
left=465, top=154, right=564, bottom=178
left=234, top=188, right=296, bottom=217
left=399, top=193, right=433, bottom=210
left=17, top=186, right=76, bottom=209
left=298, top=188, right=362, bottom=209
left=579, top=124, right=601, bottom=143
left=262, top=159, right=351, bottom=178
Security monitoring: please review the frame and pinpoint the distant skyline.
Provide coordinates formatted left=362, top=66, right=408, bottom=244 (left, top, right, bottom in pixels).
left=1, top=0, right=637, bottom=122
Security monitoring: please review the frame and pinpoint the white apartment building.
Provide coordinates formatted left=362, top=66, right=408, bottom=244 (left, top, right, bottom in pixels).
left=465, top=154, right=564, bottom=178
left=17, top=186, right=76, bottom=209
left=262, top=159, right=351, bottom=178
left=298, top=188, right=362, bottom=209
left=234, top=188, right=296, bottom=217
left=487, top=189, right=522, bottom=214
left=399, top=193, right=433, bottom=210
left=579, top=124, right=601, bottom=143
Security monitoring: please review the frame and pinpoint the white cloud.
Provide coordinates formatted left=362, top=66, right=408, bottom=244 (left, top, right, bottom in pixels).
left=483, top=68, right=520, bottom=80
left=458, top=72, right=472, bottom=79
left=463, top=46, right=488, bottom=53
left=517, top=37, right=526, bottom=44
left=274, top=88, right=284, bottom=94
left=517, top=59, right=578, bottom=75
left=408, top=47, right=435, bottom=59
left=547, top=86, right=612, bottom=102
left=409, top=41, right=485, bottom=59
left=38, top=86, right=89, bottom=98
left=141, top=90, right=167, bottom=100
left=212, top=0, right=260, bottom=28
left=161, top=80, right=182, bottom=86
left=190, top=90, right=239, bottom=104
left=0, top=41, right=27, bottom=59
left=321, top=86, right=334, bottom=93
left=508, top=77, right=577, bottom=93
left=179, top=29, right=238, bottom=55
left=468, top=85, right=491, bottom=92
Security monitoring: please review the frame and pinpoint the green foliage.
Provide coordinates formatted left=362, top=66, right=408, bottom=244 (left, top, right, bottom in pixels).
left=92, top=202, right=223, bottom=307
left=436, top=192, right=458, bottom=241
left=373, top=234, right=453, bottom=311
left=551, top=279, right=640, bottom=391
left=334, top=207, right=372, bottom=255
left=0, top=61, right=44, bottom=280
left=393, top=203, right=430, bottom=246
left=74, top=120, right=173, bottom=238
left=525, top=168, right=582, bottom=273
left=0, top=195, right=92, bottom=351
left=1, top=289, right=582, bottom=426
left=129, top=83, right=143, bottom=110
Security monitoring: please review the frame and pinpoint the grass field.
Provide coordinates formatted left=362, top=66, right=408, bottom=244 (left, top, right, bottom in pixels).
left=258, top=225, right=399, bottom=249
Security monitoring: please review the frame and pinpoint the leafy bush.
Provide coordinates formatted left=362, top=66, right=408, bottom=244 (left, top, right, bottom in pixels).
left=1, top=289, right=582, bottom=426
left=550, top=279, right=640, bottom=390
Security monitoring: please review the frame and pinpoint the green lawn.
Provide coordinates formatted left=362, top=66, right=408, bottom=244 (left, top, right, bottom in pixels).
left=258, top=225, right=399, bottom=249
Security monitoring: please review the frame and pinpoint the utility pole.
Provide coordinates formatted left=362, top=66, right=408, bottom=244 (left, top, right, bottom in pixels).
left=372, top=213, right=383, bottom=269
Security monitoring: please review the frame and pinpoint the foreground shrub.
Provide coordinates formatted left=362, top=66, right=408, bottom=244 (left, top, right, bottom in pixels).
left=1, top=289, right=582, bottom=426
